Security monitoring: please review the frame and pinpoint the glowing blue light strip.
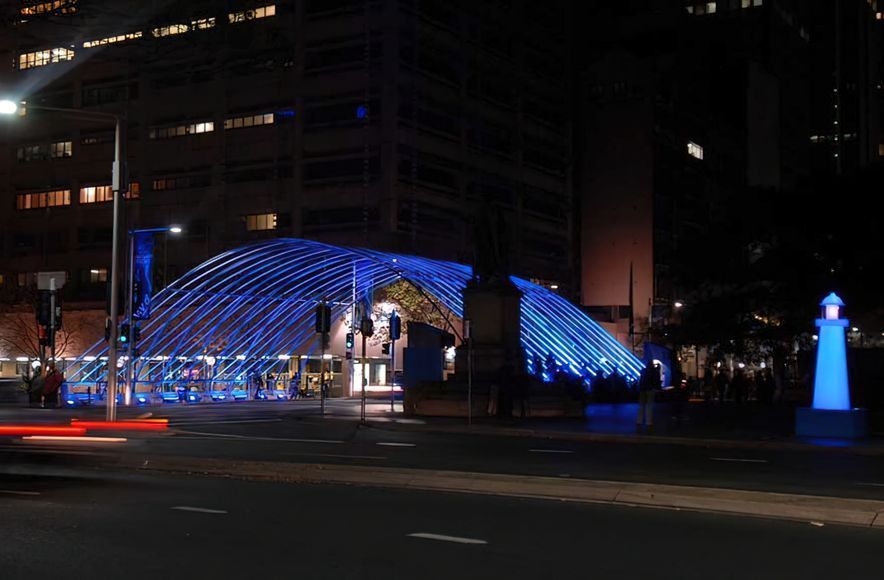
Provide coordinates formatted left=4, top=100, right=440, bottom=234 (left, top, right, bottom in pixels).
left=69, top=238, right=642, bottom=384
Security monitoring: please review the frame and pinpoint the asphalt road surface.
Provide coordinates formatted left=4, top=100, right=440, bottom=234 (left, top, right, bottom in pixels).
left=3, top=400, right=884, bottom=500
left=1, top=467, right=881, bottom=580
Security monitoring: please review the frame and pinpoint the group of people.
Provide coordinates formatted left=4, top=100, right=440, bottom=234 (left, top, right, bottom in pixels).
left=708, top=368, right=776, bottom=404
left=25, top=363, right=65, bottom=408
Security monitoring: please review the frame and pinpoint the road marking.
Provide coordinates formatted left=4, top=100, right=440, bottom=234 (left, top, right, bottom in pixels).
left=408, top=533, right=487, bottom=545
left=0, top=489, right=41, bottom=496
left=174, top=430, right=343, bottom=444
left=709, top=457, right=769, bottom=464
left=529, top=449, right=574, bottom=454
left=376, top=442, right=416, bottom=447
left=173, top=418, right=283, bottom=427
left=285, top=452, right=386, bottom=460
left=857, top=482, right=884, bottom=487
left=171, top=506, right=228, bottom=515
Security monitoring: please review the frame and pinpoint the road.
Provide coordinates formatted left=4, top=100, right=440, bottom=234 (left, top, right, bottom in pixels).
left=0, top=467, right=880, bottom=580
left=3, top=399, right=884, bottom=500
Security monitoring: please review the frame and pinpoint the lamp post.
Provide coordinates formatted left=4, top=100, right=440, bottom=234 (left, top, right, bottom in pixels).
left=124, top=226, right=182, bottom=405
left=1, top=99, right=126, bottom=421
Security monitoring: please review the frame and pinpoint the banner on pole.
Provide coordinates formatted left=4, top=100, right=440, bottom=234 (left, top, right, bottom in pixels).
left=133, top=232, right=155, bottom=320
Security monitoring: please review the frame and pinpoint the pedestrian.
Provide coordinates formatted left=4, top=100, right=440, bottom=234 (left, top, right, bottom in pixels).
left=732, top=369, right=747, bottom=404
left=28, top=366, right=44, bottom=408
left=43, top=363, right=64, bottom=408
left=636, top=361, right=661, bottom=427
left=253, top=373, right=265, bottom=400
left=715, top=369, right=729, bottom=402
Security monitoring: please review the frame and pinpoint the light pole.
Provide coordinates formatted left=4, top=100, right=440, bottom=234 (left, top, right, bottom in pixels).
left=125, top=226, right=182, bottom=405
left=1, top=99, right=126, bottom=421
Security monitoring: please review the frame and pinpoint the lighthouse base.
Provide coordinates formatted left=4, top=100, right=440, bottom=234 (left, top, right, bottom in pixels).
left=795, top=407, right=869, bottom=439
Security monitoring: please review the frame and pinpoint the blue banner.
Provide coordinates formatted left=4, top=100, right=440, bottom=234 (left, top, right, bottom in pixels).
left=132, top=232, right=155, bottom=320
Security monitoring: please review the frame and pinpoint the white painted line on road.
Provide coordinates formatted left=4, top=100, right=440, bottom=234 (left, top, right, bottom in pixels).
left=709, top=457, right=769, bottom=464
left=856, top=482, right=884, bottom=487
left=174, top=430, right=344, bottom=444
left=376, top=442, right=416, bottom=447
left=171, top=506, right=228, bottom=515
left=285, top=452, right=387, bottom=461
left=0, top=489, right=41, bottom=496
left=173, top=418, right=283, bottom=427
left=529, top=449, right=574, bottom=454
left=408, top=533, right=487, bottom=545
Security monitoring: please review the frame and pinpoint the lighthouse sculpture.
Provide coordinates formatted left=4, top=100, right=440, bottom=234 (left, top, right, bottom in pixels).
left=795, top=293, right=868, bottom=438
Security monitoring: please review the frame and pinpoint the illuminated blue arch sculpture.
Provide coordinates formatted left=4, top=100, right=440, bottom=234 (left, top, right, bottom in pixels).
left=69, top=238, right=642, bottom=387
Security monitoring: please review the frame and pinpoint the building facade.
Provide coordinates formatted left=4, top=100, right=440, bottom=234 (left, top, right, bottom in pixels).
left=575, top=0, right=881, bottom=349
left=0, top=0, right=573, bottom=367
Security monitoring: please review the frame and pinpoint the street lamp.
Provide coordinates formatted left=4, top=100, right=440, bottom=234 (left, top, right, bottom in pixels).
left=2, top=98, right=127, bottom=421
left=673, top=301, right=684, bottom=309
left=124, top=226, right=182, bottom=405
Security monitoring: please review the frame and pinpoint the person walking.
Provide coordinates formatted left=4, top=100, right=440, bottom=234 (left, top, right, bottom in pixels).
left=636, top=361, right=661, bottom=427
left=27, top=366, right=44, bottom=408
left=43, top=363, right=64, bottom=408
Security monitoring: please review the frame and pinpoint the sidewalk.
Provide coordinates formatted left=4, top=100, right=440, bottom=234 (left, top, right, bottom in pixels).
left=359, top=401, right=884, bottom=456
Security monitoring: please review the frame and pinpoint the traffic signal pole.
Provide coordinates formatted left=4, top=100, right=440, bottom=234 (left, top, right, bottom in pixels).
left=125, top=232, right=135, bottom=406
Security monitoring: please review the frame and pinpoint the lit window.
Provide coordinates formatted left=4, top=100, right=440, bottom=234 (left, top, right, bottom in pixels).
left=87, top=268, right=108, bottom=283
left=149, top=120, right=215, bottom=139
left=79, top=185, right=113, bottom=204
left=245, top=213, right=278, bottom=231
left=152, top=24, right=190, bottom=37
left=228, top=4, right=276, bottom=23
left=753, top=0, right=763, bottom=6
left=224, top=112, right=275, bottom=130
left=707, top=2, right=717, bottom=13
left=50, top=141, right=72, bottom=159
left=83, top=31, right=142, bottom=48
left=687, top=141, right=704, bottom=160
left=879, top=144, right=884, bottom=156
left=742, top=0, right=751, bottom=7
left=17, top=47, right=74, bottom=69
left=16, top=189, right=71, bottom=210
left=20, top=1, right=77, bottom=16
left=191, top=17, right=216, bottom=30
left=685, top=5, right=694, bottom=14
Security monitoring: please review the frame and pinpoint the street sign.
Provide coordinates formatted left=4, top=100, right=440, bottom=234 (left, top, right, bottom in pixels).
left=37, top=271, right=66, bottom=290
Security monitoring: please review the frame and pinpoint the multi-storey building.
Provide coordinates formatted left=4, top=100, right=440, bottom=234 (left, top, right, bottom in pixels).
left=574, top=0, right=881, bottom=350
left=0, top=0, right=573, bottom=319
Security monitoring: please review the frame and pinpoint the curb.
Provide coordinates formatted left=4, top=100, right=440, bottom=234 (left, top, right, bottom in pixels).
left=311, top=415, right=884, bottom=457
left=119, top=454, right=884, bottom=528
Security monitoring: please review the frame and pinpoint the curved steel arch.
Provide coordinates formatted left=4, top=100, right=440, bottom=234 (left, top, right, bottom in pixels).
left=69, top=238, right=642, bottom=386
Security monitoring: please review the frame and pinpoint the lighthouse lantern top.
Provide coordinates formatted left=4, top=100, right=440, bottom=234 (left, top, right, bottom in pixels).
left=820, top=292, right=844, bottom=321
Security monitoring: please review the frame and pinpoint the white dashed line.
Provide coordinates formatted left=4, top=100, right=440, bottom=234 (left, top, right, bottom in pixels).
left=408, top=533, right=487, bottom=545
left=856, top=482, right=884, bottom=487
left=0, top=490, right=41, bottom=496
left=376, top=442, right=416, bottom=447
left=171, top=506, right=228, bottom=514
left=529, top=449, right=574, bottom=454
left=709, top=457, right=769, bottom=464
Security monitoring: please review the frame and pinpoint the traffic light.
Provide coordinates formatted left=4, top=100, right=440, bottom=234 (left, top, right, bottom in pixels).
left=345, top=332, right=355, bottom=349
left=119, top=323, right=130, bottom=344
left=315, top=303, right=331, bottom=333
left=133, top=324, right=141, bottom=343
left=36, top=290, right=51, bottom=326
left=381, top=342, right=391, bottom=355
left=360, top=317, right=374, bottom=338
left=389, top=312, right=401, bottom=341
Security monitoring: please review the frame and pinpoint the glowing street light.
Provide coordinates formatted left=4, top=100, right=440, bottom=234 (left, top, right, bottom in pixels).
left=0, top=99, right=19, bottom=115
left=3, top=98, right=127, bottom=421
left=673, top=301, right=684, bottom=309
